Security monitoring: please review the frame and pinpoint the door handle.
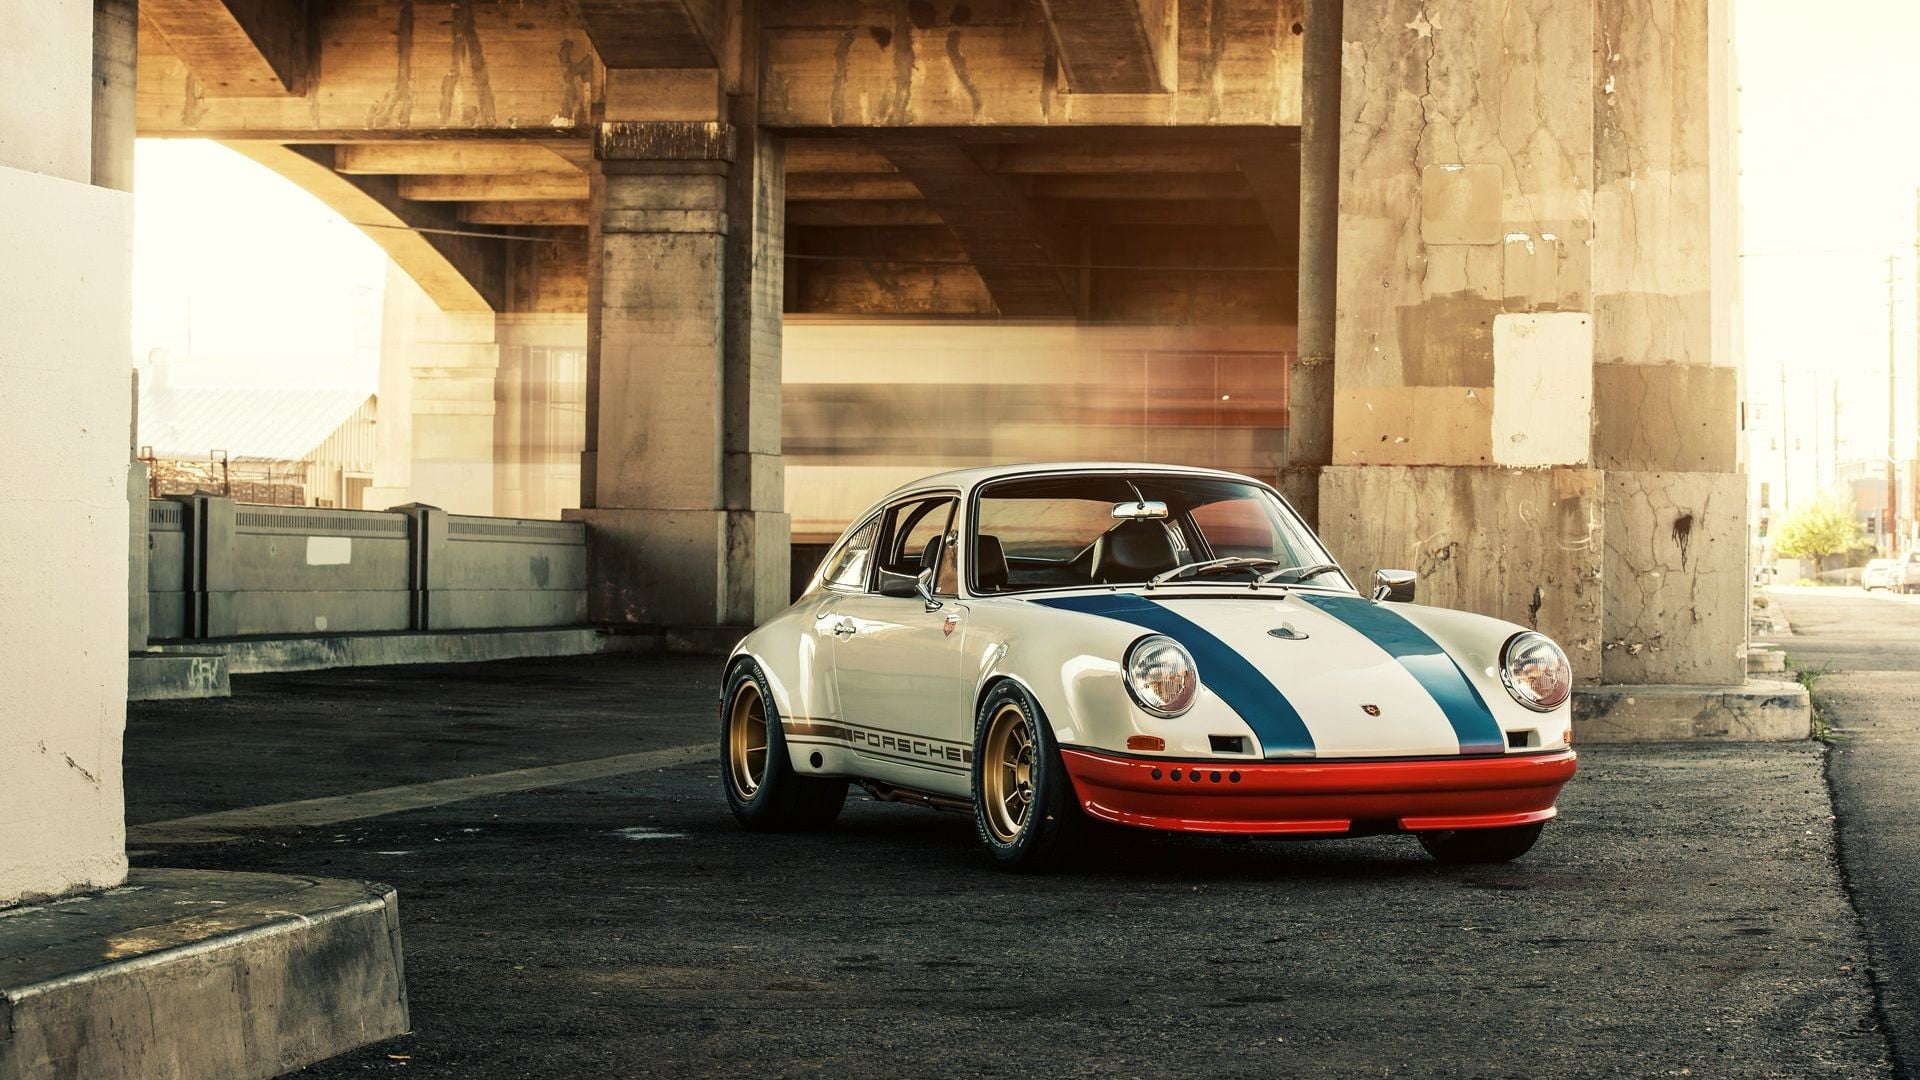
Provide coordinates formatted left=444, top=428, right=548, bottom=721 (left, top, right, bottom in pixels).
left=831, top=619, right=857, bottom=639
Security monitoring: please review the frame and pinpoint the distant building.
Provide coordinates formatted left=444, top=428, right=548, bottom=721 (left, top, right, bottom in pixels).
left=138, top=378, right=377, bottom=508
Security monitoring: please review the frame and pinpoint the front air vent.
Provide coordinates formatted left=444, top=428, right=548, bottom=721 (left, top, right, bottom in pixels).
left=1209, top=735, right=1250, bottom=755
left=1507, top=730, right=1541, bottom=749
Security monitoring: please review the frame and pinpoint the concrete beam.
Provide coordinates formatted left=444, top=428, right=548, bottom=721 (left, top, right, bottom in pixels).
left=987, top=142, right=1245, bottom=173
left=462, top=200, right=591, bottom=226
left=868, top=135, right=1076, bottom=318
left=224, top=142, right=501, bottom=313
left=400, top=173, right=590, bottom=202
left=1028, top=173, right=1252, bottom=199
left=137, top=1, right=594, bottom=139
left=785, top=173, right=924, bottom=201
left=141, top=0, right=306, bottom=96
left=1038, top=0, right=1176, bottom=93
left=336, top=142, right=580, bottom=176
left=763, top=3, right=1301, bottom=128
left=1032, top=198, right=1267, bottom=226
left=784, top=138, right=897, bottom=174
left=785, top=200, right=943, bottom=226
left=574, top=0, right=730, bottom=68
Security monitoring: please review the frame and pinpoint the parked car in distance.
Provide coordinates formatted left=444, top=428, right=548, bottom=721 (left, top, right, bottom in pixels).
left=1862, top=558, right=1900, bottom=592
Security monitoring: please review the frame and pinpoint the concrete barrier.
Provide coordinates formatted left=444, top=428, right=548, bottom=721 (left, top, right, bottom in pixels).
left=0, top=869, right=407, bottom=1080
left=146, top=497, right=587, bottom=641
left=1573, top=679, right=1811, bottom=742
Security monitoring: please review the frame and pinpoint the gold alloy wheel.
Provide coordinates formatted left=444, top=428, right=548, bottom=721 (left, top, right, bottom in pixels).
left=727, top=681, right=770, bottom=800
left=981, top=701, right=1037, bottom=843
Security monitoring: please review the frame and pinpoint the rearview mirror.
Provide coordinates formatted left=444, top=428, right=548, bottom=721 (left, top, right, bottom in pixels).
left=1112, top=500, right=1169, bottom=520
left=1373, top=568, right=1416, bottom=603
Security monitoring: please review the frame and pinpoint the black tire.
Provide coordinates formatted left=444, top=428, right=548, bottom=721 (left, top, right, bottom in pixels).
left=1417, top=822, right=1545, bottom=864
left=720, top=660, right=847, bottom=832
left=970, top=680, right=1084, bottom=872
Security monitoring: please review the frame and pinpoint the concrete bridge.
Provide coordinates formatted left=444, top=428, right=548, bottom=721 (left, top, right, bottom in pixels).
left=124, top=0, right=1748, bottom=696
left=2, top=1, right=1767, bottom=1071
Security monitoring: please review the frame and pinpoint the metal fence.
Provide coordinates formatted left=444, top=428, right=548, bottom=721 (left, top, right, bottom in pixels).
left=146, top=496, right=587, bottom=641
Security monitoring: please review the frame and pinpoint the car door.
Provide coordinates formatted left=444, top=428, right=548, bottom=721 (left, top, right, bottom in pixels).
left=827, top=493, right=973, bottom=787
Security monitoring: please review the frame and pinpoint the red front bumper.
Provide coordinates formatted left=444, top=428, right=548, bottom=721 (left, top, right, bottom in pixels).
left=1059, top=748, right=1578, bottom=836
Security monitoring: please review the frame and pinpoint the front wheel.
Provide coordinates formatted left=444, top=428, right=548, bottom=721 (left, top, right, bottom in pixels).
left=971, top=681, right=1084, bottom=872
left=1417, top=822, right=1544, bottom=864
left=721, top=661, right=847, bottom=831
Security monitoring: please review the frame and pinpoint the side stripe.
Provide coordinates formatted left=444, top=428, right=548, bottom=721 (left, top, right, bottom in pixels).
left=1292, top=594, right=1506, bottom=756
left=1033, top=594, right=1316, bottom=759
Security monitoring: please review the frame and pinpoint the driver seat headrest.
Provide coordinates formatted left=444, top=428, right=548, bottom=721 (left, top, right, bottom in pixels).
left=976, top=534, right=1009, bottom=592
left=1090, top=520, right=1179, bottom=584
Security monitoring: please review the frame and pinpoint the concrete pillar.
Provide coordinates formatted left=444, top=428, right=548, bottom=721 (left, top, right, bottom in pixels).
left=0, top=0, right=133, bottom=904
left=1591, top=0, right=1746, bottom=685
left=1317, top=0, right=1607, bottom=679
left=1281, top=0, right=1342, bottom=530
left=568, top=70, right=789, bottom=628
left=1318, top=0, right=1746, bottom=693
left=367, top=264, right=501, bottom=515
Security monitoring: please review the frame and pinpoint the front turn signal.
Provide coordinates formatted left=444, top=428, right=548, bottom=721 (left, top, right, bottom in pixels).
left=1127, top=735, right=1167, bottom=752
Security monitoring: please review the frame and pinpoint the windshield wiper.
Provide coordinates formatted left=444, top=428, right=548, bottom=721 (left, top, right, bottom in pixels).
left=1251, top=563, right=1344, bottom=589
left=1147, top=556, right=1281, bottom=587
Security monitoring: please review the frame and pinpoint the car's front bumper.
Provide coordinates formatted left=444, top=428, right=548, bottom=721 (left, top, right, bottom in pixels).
left=1059, top=747, right=1578, bottom=836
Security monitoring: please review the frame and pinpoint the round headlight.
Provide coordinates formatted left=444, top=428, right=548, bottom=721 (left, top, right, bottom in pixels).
left=1501, top=632, right=1572, bottom=711
left=1125, top=635, right=1198, bottom=717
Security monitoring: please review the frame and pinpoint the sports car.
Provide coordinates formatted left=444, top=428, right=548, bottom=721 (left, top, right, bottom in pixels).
left=721, top=463, right=1577, bottom=871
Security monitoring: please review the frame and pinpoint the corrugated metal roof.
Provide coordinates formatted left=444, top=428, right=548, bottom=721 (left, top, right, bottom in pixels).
left=138, top=386, right=373, bottom=462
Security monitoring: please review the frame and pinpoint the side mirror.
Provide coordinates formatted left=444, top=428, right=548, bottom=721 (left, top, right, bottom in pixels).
left=1373, top=568, right=1416, bottom=603
left=914, top=567, right=940, bottom=608
left=877, top=569, right=919, bottom=599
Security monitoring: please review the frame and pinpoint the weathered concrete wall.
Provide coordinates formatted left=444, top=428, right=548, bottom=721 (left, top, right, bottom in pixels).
left=1320, top=465, right=1604, bottom=681
left=1331, top=0, right=1594, bottom=468
left=0, top=0, right=131, bottom=904
left=0, top=1, right=93, bottom=179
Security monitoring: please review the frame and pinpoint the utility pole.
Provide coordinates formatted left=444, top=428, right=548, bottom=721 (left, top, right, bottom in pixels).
left=1780, top=364, right=1791, bottom=510
left=1891, top=252, right=1901, bottom=555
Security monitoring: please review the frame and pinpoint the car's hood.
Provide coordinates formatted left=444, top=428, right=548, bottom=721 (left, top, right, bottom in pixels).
left=1033, top=590, right=1519, bottom=759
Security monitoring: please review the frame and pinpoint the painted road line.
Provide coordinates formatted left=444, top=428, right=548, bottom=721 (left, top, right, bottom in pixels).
left=129, top=743, right=710, bottom=844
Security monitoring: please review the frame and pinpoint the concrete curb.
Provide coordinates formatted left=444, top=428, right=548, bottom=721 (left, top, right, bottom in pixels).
left=0, top=869, right=407, bottom=1080
left=131, top=625, right=755, bottom=700
left=1572, top=678, right=1811, bottom=742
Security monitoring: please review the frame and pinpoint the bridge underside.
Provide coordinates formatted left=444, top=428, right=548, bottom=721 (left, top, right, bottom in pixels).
left=131, top=0, right=1747, bottom=690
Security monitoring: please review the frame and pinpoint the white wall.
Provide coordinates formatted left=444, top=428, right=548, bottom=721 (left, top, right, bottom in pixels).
left=0, top=0, right=132, bottom=905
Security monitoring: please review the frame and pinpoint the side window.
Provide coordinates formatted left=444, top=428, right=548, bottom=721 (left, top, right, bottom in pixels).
left=822, top=518, right=880, bottom=590
left=882, top=497, right=956, bottom=578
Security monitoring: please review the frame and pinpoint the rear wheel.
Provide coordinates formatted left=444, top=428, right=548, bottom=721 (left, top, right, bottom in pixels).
left=721, top=661, right=847, bottom=831
left=972, top=681, right=1083, bottom=872
left=1417, top=822, right=1544, bottom=864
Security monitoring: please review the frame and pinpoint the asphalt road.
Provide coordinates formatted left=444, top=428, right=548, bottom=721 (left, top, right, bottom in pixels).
left=1771, top=586, right=1920, bottom=1079
left=126, top=654, right=1891, bottom=1078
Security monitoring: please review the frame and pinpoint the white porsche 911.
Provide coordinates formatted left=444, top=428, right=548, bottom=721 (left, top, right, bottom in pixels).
left=720, top=463, right=1577, bottom=872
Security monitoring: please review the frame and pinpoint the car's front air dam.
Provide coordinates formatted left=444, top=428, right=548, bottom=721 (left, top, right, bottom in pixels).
left=1058, top=748, right=1578, bottom=836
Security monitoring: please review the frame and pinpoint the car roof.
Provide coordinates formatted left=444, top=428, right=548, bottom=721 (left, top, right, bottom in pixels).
left=875, top=461, right=1268, bottom=504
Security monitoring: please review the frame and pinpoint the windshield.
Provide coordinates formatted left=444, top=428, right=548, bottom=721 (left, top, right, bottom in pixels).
left=972, top=472, right=1343, bottom=594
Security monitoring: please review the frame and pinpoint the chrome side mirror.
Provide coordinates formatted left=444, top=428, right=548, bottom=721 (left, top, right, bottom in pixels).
left=915, top=567, right=941, bottom=610
left=1373, top=568, right=1416, bottom=603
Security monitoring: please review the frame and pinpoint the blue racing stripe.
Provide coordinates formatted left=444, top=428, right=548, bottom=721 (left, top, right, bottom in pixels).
left=1293, top=593, right=1506, bottom=756
left=1033, top=593, right=1316, bottom=758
